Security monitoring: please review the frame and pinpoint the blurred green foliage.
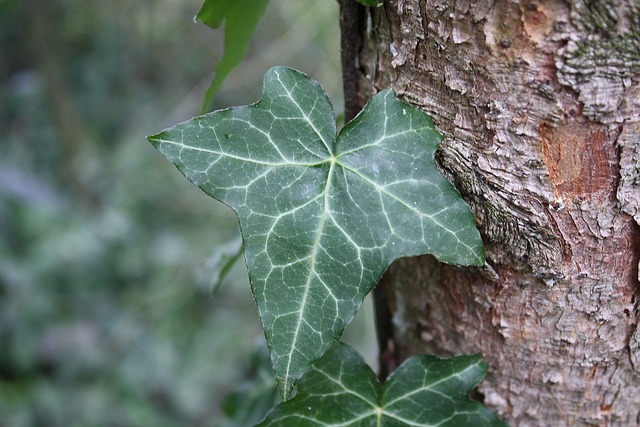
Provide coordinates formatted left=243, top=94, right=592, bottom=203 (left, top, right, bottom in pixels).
left=0, top=0, right=373, bottom=425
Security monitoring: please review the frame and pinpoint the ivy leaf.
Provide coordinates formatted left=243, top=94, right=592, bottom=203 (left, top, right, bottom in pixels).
left=196, top=0, right=269, bottom=113
left=355, top=0, right=383, bottom=7
left=220, top=343, right=280, bottom=427
left=148, top=66, right=484, bottom=399
left=198, top=231, right=244, bottom=294
left=258, top=342, right=507, bottom=426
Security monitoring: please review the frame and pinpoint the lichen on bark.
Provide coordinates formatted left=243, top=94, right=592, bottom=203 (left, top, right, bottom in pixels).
left=556, top=0, right=640, bottom=122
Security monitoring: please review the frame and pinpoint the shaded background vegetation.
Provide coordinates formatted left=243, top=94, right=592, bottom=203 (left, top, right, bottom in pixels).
left=0, top=0, right=376, bottom=425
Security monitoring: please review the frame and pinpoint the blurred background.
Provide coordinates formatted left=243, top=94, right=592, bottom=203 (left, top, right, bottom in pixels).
left=0, top=0, right=376, bottom=425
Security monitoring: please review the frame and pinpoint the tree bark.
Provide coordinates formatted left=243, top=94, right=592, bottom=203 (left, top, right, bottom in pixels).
left=356, top=1, right=640, bottom=425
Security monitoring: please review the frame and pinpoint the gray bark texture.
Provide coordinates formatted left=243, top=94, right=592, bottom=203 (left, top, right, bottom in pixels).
left=358, top=1, right=640, bottom=425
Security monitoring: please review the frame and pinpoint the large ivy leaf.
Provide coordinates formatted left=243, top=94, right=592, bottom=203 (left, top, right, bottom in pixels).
left=258, top=342, right=507, bottom=426
left=148, top=67, right=484, bottom=399
left=196, top=0, right=269, bottom=113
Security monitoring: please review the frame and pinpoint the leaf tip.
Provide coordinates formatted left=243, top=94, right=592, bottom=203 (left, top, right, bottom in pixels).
left=146, top=132, right=164, bottom=149
left=275, top=375, right=295, bottom=402
left=263, top=65, right=302, bottom=86
left=472, top=247, right=487, bottom=267
left=468, top=352, right=488, bottom=370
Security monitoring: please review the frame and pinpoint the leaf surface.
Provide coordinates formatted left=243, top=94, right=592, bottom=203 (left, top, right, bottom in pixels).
left=196, top=0, right=269, bottom=112
left=148, top=67, right=484, bottom=399
left=258, top=342, right=507, bottom=426
left=355, top=0, right=383, bottom=6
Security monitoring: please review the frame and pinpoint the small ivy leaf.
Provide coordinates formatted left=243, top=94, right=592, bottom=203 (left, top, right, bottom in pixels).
left=198, top=231, right=243, bottom=294
left=258, top=342, right=507, bottom=427
left=195, top=0, right=269, bottom=113
left=148, top=66, right=484, bottom=399
left=221, top=343, right=281, bottom=427
left=355, top=0, right=383, bottom=6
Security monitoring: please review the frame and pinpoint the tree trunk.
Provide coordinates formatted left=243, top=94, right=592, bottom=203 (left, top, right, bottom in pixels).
left=352, top=1, right=640, bottom=425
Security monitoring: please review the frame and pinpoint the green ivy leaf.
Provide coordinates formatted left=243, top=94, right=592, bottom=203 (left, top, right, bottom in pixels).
left=148, top=67, right=484, bottom=399
left=196, top=0, right=269, bottom=113
left=258, top=342, right=507, bottom=426
left=355, top=0, right=383, bottom=6
left=200, top=231, right=243, bottom=294
left=221, top=343, right=280, bottom=427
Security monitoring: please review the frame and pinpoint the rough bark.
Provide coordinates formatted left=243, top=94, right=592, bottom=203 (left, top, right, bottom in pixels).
left=357, top=0, right=640, bottom=425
